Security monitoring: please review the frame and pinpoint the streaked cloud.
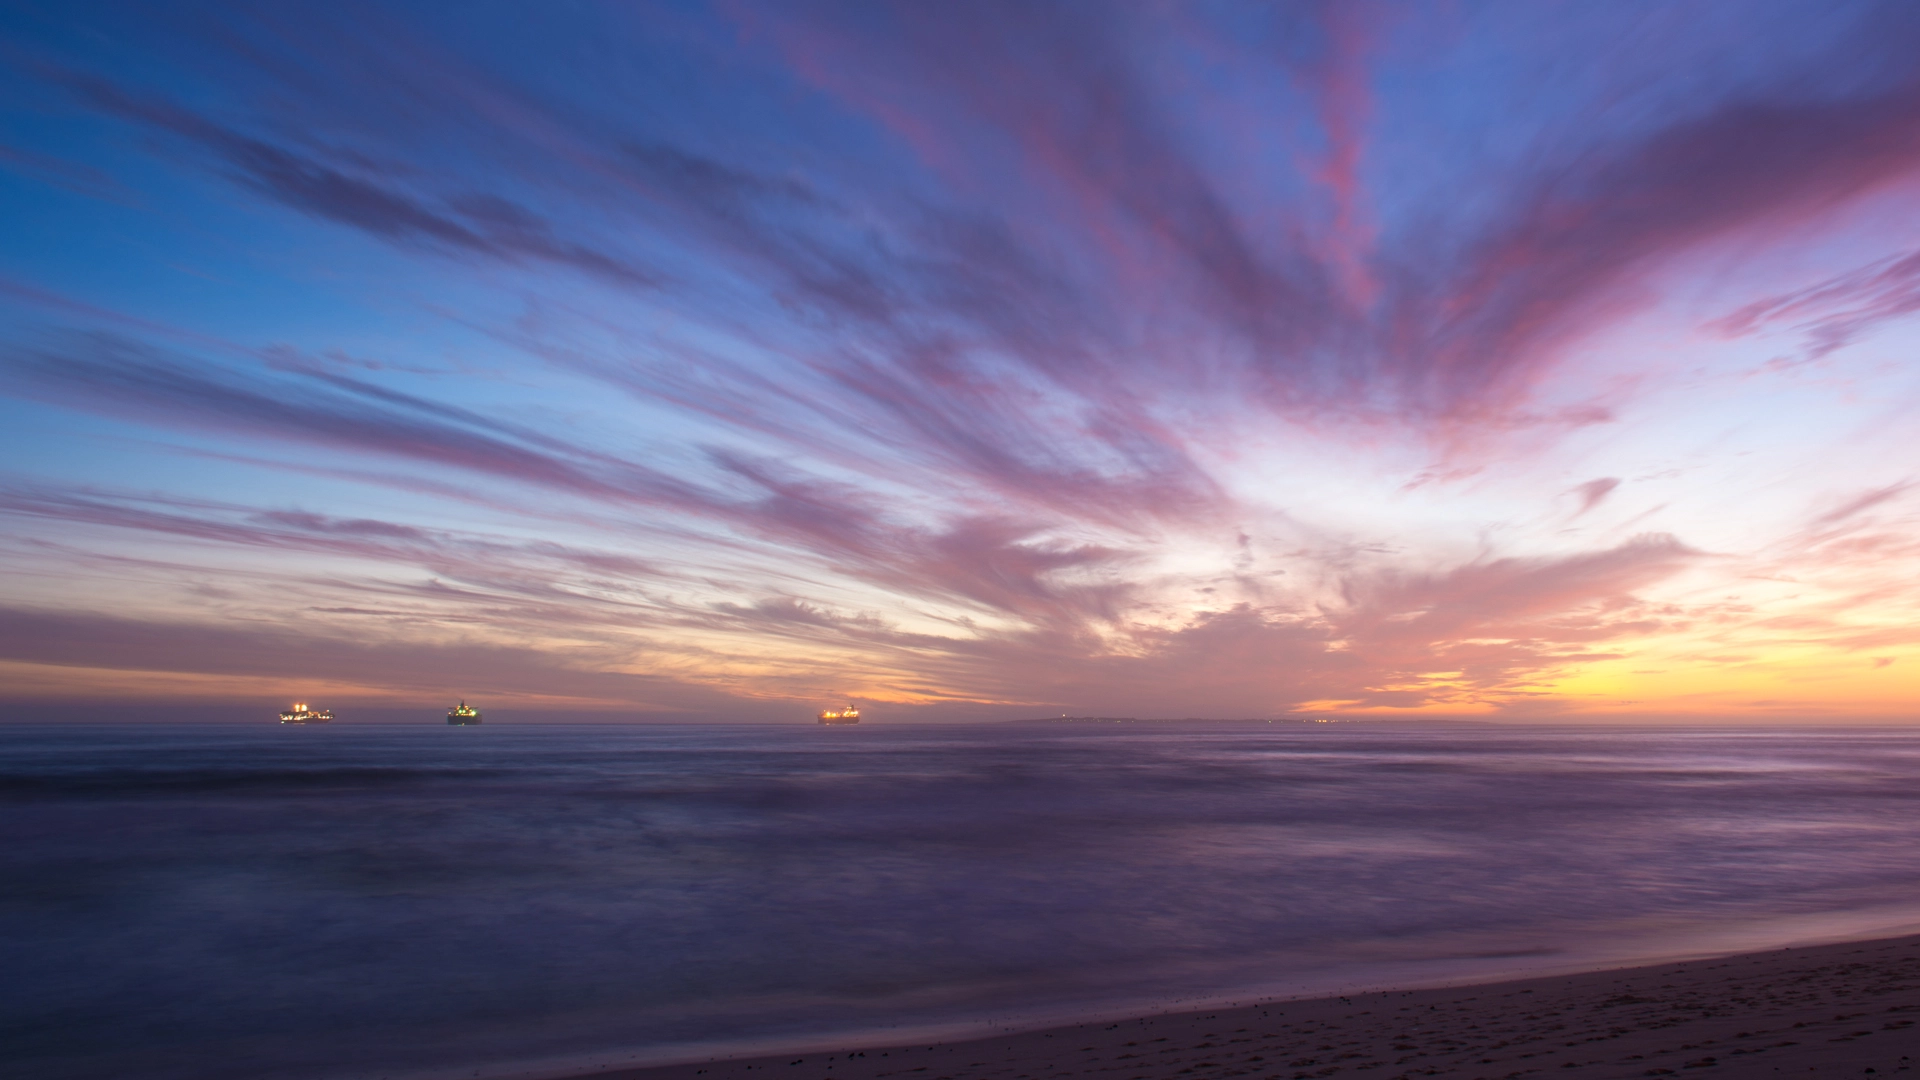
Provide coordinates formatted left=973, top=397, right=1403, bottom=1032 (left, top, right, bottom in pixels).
left=3, top=1, right=1920, bottom=720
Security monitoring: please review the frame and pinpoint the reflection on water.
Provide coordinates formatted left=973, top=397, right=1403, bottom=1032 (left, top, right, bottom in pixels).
left=6, top=722, right=1920, bottom=1079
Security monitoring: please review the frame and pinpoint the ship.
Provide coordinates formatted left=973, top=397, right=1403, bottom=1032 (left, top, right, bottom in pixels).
left=278, top=702, right=332, bottom=724
left=447, top=701, right=482, bottom=725
left=817, top=704, right=860, bottom=725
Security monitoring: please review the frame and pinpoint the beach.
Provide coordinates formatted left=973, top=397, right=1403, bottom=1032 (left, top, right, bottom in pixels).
left=588, top=933, right=1920, bottom=1080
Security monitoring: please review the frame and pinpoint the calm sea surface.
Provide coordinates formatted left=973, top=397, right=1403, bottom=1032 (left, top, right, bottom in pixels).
left=7, top=722, right=1920, bottom=1080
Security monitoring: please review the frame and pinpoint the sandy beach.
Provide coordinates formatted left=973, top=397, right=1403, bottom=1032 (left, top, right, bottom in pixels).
left=584, top=934, right=1920, bottom=1080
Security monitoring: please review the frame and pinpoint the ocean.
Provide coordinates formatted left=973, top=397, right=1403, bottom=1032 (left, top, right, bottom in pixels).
left=6, top=721, right=1920, bottom=1080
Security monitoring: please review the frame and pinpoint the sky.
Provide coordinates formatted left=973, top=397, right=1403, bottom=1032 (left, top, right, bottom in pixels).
left=4, top=1, right=1920, bottom=722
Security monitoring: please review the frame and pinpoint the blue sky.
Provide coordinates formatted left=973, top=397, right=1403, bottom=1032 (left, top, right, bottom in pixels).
left=6, top=1, right=1920, bottom=721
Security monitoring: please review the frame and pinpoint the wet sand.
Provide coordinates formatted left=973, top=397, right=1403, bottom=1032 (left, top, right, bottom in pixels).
left=576, top=933, right=1920, bottom=1080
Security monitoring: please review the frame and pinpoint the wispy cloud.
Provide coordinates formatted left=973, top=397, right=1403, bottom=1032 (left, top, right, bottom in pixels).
left=1714, top=249, right=1920, bottom=358
left=5, top=2, right=1920, bottom=717
left=2, top=333, right=710, bottom=506
left=62, top=75, right=657, bottom=287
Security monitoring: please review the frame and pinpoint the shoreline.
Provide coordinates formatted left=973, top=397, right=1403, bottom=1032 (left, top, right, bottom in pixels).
left=554, top=932, right=1920, bottom=1080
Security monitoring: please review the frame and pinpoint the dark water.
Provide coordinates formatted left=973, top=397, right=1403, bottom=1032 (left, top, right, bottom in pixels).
left=7, top=723, right=1920, bottom=1080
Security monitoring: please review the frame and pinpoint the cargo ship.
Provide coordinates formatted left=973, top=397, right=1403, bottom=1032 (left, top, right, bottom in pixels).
left=447, top=701, right=482, bottom=725
left=278, top=702, right=332, bottom=724
left=817, top=704, right=860, bottom=725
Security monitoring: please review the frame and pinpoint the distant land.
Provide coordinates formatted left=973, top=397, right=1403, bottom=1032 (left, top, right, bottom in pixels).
left=1008, top=715, right=1347, bottom=724
left=1006, top=715, right=1499, bottom=724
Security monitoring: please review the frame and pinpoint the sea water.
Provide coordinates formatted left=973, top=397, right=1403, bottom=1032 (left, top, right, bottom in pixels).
left=6, top=722, right=1920, bottom=1079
